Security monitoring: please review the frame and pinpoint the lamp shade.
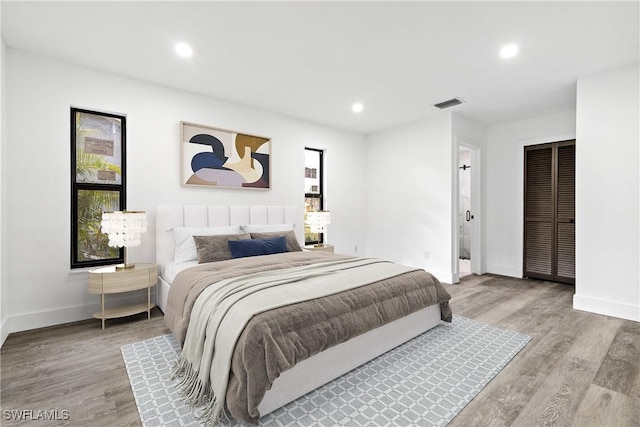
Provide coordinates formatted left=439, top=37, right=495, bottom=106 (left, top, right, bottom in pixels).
left=101, top=211, right=147, bottom=248
left=306, top=210, right=331, bottom=234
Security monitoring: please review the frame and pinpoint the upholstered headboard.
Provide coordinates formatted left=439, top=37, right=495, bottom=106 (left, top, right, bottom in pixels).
left=155, top=205, right=301, bottom=266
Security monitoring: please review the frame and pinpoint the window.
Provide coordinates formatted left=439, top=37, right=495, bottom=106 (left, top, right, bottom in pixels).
left=304, top=148, right=324, bottom=244
left=71, top=108, right=126, bottom=268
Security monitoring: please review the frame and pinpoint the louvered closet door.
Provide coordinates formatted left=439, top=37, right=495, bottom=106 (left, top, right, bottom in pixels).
left=555, top=143, right=575, bottom=283
left=524, top=140, right=575, bottom=284
left=524, top=145, right=554, bottom=280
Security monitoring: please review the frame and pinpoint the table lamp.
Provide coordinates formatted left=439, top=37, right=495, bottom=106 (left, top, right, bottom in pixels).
left=306, top=210, right=331, bottom=247
left=100, top=211, right=147, bottom=269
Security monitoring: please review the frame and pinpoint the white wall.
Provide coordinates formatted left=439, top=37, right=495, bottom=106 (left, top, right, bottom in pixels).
left=0, top=8, right=8, bottom=345
left=3, top=49, right=366, bottom=335
left=574, top=64, right=639, bottom=321
left=365, top=112, right=455, bottom=282
left=364, top=112, right=486, bottom=284
left=321, top=138, right=368, bottom=255
left=484, top=110, right=576, bottom=277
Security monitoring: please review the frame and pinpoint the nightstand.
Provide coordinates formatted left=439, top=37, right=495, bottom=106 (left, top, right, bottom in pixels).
left=88, top=263, right=158, bottom=329
left=303, top=244, right=334, bottom=253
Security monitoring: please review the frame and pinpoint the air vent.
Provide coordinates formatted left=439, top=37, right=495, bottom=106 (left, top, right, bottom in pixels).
left=433, top=97, right=465, bottom=109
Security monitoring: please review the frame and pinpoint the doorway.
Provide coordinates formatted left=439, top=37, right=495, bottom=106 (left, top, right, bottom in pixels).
left=456, top=142, right=482, bottom=279
left=458, top=146, right=473, bottom=278
left=455, top=142, right=482, bottom=282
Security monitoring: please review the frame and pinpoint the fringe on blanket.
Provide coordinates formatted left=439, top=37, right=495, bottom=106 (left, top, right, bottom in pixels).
left=172, top=355, right=226, bottom=426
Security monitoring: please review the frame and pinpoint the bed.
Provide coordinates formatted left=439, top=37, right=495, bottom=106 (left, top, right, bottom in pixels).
left=156, top=204, right=452, bottom=424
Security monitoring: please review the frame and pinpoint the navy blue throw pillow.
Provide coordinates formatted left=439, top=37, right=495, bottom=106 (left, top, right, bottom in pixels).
left=228, top=236, right=289, bottom=259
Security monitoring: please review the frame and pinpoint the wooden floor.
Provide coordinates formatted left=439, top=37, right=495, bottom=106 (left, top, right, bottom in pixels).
left=1, top=274, right=639, bottom=426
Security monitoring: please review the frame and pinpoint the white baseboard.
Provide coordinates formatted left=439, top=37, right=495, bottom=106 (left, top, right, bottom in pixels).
left=0, top=316, right=9, bottom=347
left=2, top=290, right=158, bottom=338
left=9, top=303, right=97, bottom=334
left=485, top=263, right=522, bottom=278
left=427, top=269, right=455, bottom=285
left=573, top=294, right=640, bottom=322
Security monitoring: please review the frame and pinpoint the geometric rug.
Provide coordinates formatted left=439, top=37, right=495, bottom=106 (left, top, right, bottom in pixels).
left=121, top=316, right=530, bottom=426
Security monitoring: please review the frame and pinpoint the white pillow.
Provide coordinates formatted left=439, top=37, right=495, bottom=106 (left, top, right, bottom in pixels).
left=241, top=223, right=294, bottom=233
left=173, top=225, right=241, bottom=262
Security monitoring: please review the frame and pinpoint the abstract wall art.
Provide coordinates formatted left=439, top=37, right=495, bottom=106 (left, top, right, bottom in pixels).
left=181, top=122, right=271, bottom=190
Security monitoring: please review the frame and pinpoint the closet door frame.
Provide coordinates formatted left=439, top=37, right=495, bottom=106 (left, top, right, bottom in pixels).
left=523, top=139, right=575, bottom=284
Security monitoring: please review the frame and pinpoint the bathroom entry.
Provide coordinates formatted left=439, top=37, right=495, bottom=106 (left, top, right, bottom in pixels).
left=459, top=147, right=472, bottom=278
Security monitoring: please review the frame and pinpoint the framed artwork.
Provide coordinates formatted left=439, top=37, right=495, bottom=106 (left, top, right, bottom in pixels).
left=181, top=121, right=271, bottom=189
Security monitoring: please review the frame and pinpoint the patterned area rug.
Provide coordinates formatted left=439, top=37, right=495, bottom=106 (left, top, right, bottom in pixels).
left=122, top=317, right=530, bottom=426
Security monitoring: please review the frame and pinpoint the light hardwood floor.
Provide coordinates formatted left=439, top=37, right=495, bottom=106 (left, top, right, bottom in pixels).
left=1, top=274, right=638, bottom=426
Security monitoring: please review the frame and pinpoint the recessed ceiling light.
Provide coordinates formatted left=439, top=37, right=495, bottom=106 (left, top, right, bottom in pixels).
left=500, top=44, right=518, bottom=59
left=175, top=43, right=193, bottom=58
left=352, top=102, right=364, bottom=113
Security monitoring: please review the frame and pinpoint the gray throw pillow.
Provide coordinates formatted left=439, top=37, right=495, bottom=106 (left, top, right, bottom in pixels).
left=249, top=230, right=303, bottom=252
left=193, top=233, right=251, bottom=263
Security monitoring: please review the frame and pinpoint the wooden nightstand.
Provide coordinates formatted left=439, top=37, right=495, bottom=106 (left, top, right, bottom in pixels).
left=88, top=263, right=158, bottom=329
left=303, top=244, right=334, bottom=253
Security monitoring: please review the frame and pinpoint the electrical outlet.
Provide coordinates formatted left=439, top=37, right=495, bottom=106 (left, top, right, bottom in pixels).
left=424, top=251, right=430, bottom=260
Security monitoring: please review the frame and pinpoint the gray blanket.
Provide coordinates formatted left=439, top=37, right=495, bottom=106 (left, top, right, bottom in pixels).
left=165, top=252, right=350, bottom=346
left=164, top=252, right=452, bottom=423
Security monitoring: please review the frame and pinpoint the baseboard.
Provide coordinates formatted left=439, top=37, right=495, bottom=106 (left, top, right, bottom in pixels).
left=573, top=294, right=640, bottom=322
left=485, top=263, right=522, bottom=278
left=427, top=269, right=455, bottom=285
left=8, top=303, right=97, bottom=334
left=4, top=290, right=158, bottom=337
left=0, top=316, right=9, bottom=347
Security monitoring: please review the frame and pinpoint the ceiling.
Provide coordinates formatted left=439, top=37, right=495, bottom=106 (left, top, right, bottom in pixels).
left=2, top=1, right=638, bottom=134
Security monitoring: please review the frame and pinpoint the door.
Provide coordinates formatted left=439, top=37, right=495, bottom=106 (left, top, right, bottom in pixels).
left=459, top=147, right=472, bottom=277
left=524, top=140, right=575, bottom=284
left=457, top=143, right=482, bottom=280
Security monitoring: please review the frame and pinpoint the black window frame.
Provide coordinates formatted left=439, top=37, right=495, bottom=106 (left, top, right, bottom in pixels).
left=70, top=107, right=126, bottom=269
left=304, top=147, right=324, bottom=245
